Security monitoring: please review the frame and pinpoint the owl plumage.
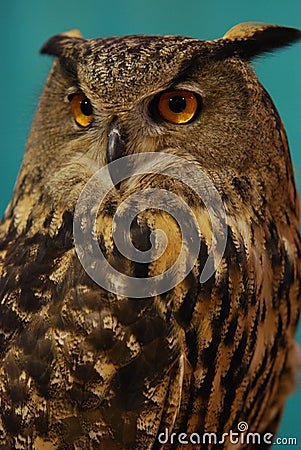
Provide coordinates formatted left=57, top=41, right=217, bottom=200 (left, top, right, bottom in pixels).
left=0, top=23, right=300, bottom=449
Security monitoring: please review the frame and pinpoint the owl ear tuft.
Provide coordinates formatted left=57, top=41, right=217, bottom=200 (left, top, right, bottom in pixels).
left=219, top=22, right=301, bottom=59
left=40, top=30, right=84, bottom=59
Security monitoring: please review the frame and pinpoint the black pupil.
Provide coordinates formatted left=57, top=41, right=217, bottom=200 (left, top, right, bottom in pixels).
left=169, top=96, right=186, bottom=113
left=80, top=98, right=93, bottom=116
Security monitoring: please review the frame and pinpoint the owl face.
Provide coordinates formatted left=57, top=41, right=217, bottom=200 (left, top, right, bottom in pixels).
left=22, top=24, right=298, bottom=217
left=36, top=34, right=259, bottom=169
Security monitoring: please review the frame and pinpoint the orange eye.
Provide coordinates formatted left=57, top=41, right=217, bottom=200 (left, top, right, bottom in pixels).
left=155, top=90, right=201, bottom=124
left=69, top=93, right=94, bottom=127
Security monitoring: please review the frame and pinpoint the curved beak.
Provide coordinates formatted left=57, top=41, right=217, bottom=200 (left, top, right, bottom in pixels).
left=106, top=120, right=126, bottom=189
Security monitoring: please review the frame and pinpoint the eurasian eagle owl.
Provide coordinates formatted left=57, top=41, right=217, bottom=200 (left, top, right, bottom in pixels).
left=0, top=22, right=300, bottom=450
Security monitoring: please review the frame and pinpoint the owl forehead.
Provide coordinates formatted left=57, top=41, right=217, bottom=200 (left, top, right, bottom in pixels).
left=76, top=35, right=207, bottom=103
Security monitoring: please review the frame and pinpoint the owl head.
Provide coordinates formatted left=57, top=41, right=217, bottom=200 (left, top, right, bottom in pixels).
left=15, top=23, right=300, bottom=219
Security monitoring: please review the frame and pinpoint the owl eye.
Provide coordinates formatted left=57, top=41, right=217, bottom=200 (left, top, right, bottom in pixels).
left=152, top=90, right=201, bottom=124
left=69, top=93, right=94, bottom=128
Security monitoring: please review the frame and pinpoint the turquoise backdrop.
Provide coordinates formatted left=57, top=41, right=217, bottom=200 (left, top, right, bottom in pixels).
left=1, top=1, right=301, bottom=447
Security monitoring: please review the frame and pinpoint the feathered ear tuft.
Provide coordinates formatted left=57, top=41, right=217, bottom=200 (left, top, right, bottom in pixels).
left=218, top=22, right=301, bottom=60
left=40, top=29, right=84, bottom=58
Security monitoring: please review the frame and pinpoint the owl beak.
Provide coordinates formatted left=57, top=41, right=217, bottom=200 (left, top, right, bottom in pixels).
left=106, top=121, right=126, bottom=189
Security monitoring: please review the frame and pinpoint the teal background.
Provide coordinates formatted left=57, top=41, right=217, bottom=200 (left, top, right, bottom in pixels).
left=1, top=0, right=300, bottom=447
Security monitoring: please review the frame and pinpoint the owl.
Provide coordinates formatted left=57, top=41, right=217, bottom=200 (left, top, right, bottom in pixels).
left=0, top=22, right=300, bottom=450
